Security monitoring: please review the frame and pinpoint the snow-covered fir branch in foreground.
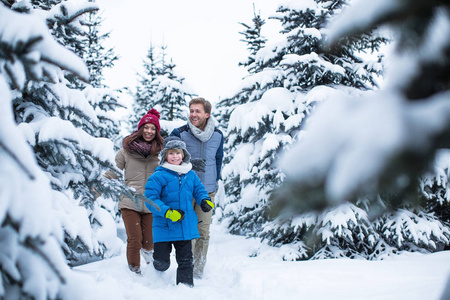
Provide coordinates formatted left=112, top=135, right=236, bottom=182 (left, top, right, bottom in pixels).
left=9, top=0, right=129, bottom=267
left=0, top=3, right=105, bottom=299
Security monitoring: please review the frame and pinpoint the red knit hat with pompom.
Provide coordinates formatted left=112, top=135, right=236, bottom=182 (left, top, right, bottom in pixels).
left=138, top=108, right=161, bottom=132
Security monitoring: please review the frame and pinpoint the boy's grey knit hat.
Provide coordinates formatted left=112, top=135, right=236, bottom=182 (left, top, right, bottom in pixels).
left=160, top=136, right=191, bottom=165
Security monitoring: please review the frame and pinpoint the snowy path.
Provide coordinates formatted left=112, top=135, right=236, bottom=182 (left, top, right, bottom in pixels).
left=76, top=224, right=450, bottom=300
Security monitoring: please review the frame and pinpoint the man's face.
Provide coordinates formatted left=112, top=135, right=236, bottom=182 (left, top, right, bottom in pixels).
left=189, top=103, right=210, bottom=130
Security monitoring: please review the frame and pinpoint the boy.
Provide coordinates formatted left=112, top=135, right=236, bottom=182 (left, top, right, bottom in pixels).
left=144, top=136, right=213, bottom=286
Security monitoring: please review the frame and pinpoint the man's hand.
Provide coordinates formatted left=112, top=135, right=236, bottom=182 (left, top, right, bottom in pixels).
left=191, top=158, right=206, bottom=173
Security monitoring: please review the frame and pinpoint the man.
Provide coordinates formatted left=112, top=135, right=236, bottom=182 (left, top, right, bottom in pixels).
left=170, top=97, right=224, bottom=278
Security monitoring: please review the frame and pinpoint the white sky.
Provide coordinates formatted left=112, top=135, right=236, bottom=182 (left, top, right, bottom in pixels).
left=95, top=0, right=282, bottom=104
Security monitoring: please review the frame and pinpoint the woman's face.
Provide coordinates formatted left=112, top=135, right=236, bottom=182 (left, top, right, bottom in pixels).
left=142, top=123, right=157, bottom=142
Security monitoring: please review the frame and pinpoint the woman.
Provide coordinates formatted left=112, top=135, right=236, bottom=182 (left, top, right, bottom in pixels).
left=105, top=108, right=163, bottom=274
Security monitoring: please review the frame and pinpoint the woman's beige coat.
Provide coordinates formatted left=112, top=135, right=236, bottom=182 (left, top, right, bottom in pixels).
left=105, top=148, right=159, bottom=213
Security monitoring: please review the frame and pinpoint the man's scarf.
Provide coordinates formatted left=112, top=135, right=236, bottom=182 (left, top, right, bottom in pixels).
left=188, top=116, right=216, bottom=142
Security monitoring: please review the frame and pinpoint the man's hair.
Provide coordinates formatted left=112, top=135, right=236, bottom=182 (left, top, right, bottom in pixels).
left=189, top=97, right=212, bottom=114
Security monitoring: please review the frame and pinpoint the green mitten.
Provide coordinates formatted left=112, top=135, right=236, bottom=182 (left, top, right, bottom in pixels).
left=200, top=199, right=214, bottom=212
left=165, top=209, right=185, bottom=222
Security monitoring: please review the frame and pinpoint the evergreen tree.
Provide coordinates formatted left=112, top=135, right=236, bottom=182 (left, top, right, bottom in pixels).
left=238, top=4, right=267, bottom=74
left=42, top=0, right=123, bottom=144
left=129, top=42, right=160, bottom=133
left=421, top=150, right=450, bottom=225
left=38, top=0, right=123, bottom=144
left=267, top=0, right=450, bottom=260
left=78, top=10, right=123, bottom=146
left=29, top=0, right=60, bottom=10
left=39, top=0, right=98, bottom=90
left=10, top=0, right=129, bottom=266
left=0, top=4, right=103, bottom=298
left=216, top=0, right=404, bottom=260
left=81, top=10, right=119, bottom=88
left=129, top=43, right=193, bottom=137
left=215, top=6, right=267, bottom=130
left=151, top=44, right=191, bottom=123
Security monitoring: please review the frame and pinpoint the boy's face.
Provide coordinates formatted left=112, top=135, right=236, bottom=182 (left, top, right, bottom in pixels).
left=166, top=149, right=183, bottom=165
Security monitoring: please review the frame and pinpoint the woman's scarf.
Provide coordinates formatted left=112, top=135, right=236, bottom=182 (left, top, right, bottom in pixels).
left=128, top=139, right=152, bottom=157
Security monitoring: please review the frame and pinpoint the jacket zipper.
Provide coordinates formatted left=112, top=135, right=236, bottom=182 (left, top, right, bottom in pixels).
left=200, top=141, right=205, bottom=182
left=200, top=141, right=204, bottom=159
left=179, top=174, right=184, bottom=238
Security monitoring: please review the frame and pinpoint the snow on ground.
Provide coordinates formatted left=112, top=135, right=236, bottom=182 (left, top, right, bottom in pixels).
left=75, top=223, right=450, bottom=300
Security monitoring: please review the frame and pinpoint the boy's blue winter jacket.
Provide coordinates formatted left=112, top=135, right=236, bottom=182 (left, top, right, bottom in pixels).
left=144, top=166, right=209, bottom=243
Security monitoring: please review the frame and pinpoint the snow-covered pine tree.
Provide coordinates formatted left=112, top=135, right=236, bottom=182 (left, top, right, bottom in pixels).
left=421, top=150, right=450, bottom=226
left=41, top=0, right=123, bottom=145
left=11, top=0, right=126, bottom=266
left=77, top=9, right=124, bottom=148
left=270, top=0, right=450, bottom=260
left=214, top=6, right=267, bottom=130
left=55, top=0, right=126, bottom=193
left=151, top=44, right=191, bottom=123
left=217, top=0, right=390, bottom=260
left=238, top=4, right=267, bottom=74
left=129, top=43, right=193, bottom=137
left=79, top=10, right=119, bottom=88
left=128, top=42, right=160, bottom=133
left=0, top=4, right=103, bottom=298
left=40, top=0, right=97, bottom=90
